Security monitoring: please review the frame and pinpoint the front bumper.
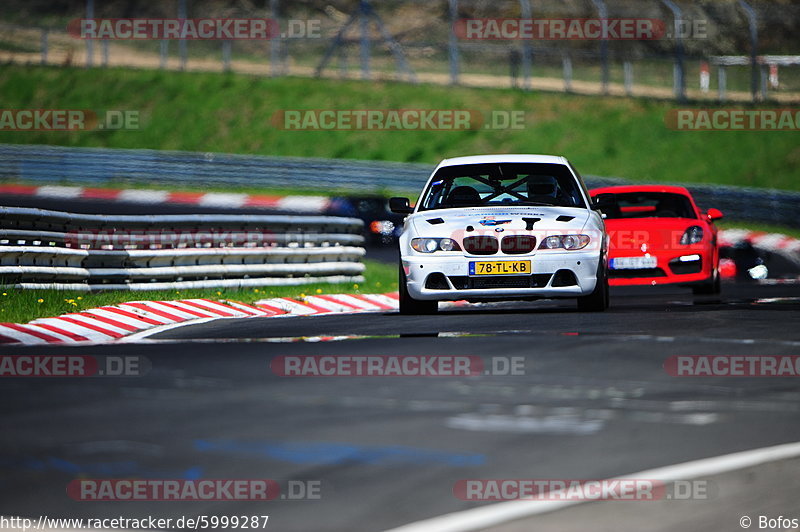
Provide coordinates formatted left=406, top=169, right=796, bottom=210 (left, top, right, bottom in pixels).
left=608, top=250, right=713, bottom=286
left=402, top=250, right=602, bottom=301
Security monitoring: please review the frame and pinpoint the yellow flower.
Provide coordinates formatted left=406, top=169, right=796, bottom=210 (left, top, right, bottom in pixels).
left=37, top=298, right=44, bottom=303
left=77, top=296, right=82, bottom=300
left=216, top=291, right=222, bottom=296
left=315, top=288, right=322, bottom=294
left=353, top=284, right=359, bottom=289
left=1, top=293, right=6, bottom=296
left=299, top=293, right=306, bottom=299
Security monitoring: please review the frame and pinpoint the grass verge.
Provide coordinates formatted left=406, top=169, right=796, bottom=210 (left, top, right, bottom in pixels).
left=1, top=64, right=798, bottom=191
left=0, top=259, right=397, bottom=325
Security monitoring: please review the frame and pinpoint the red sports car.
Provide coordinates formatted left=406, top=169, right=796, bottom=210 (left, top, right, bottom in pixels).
left=589, top=185, right=723, bottom=294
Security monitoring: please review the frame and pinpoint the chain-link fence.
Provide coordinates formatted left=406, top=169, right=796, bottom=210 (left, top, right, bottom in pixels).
left=1, top=0, right=799, bottom=102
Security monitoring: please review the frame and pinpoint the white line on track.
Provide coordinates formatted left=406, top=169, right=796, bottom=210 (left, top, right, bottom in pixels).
left=382, top=440, right=800, bottom=532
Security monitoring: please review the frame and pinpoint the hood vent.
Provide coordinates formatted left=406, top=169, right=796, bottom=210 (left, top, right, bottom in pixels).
left=426, top=218, right=445, bottom=225
left=522, top=217, right=540, bottom=230
left=556, top=215, right=575, bottom=222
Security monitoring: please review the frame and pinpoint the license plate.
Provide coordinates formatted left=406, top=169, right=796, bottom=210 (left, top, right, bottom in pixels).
left=469, top=260, right=531, bottom=276
left=610, top=256, right=658, bottom=270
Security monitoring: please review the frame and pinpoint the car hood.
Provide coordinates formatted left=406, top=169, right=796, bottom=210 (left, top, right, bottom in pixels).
left=407, top=206, right=593, bottom=238
left=604, top=217, right=707, bottom=255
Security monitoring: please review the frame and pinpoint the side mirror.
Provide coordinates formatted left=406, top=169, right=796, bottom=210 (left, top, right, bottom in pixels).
left=706, top=208, right=724, bottom=221
left=591, top=193, right=616, bottom=211
left=389, top=197, right=413, bottom=215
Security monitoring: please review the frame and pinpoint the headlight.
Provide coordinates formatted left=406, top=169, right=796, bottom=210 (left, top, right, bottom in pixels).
left=538, top=234, right=590, bottom=250
left=410, top=237, right=461, bottom=253
left=680, top=226, right=704, bottom=245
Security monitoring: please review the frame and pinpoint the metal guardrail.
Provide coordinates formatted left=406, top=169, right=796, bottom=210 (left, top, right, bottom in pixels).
left=0, top=144, right=430, bottom=192
left=0, top=205, right=366, bottom=290
left=1, top=144, right=799, bottom=228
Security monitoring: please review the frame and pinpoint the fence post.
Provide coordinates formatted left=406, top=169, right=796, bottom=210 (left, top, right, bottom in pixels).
left=737, top=0, right=759, bottom=102
left=591, top=0, right=609, bottom=95
left=623, top=60, right=633, bottom=96
left=160, top=40, right=168, bottom=69
left=270, top=0, right=282, bottom=76
left=41, top=28, right=48, bottom=65
left=660, top=0, right=685, bottom=102
left=448, top=0, right=460, bottom=85
left=222, top=40, right=231, bottom=72
left=359, top=0, right=371, bottom=80
left=717, top=65, right=727, bottom=101
left=519, top=0, right=533, bottom=91
left=562, top=54, right=572, bottom=92
left=178, top=0, right=188, bottom=71
left=101, top=40, right=109, bottom=67
left=85, top=0, right=94, bottom=67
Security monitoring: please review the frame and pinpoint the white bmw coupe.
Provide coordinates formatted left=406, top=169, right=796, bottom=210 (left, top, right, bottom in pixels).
left=390, top=154, right=609, bottom=314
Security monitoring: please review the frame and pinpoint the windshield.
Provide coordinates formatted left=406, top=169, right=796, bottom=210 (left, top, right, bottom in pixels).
left=419, top=163, right=587, bottom=211
left=599, top=192, right=696, bottom=219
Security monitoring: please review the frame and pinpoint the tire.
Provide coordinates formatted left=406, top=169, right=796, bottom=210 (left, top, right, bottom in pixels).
left=692, top=271, right=721, bottom=295
left=399, top=266, right=438, bottom=315
left=577, top=261, right=609, bottom=312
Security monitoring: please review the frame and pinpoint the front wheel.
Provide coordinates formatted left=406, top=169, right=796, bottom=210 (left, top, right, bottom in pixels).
left=399, top=266, right=438, bottom=315
left=577, top=263, right=609, bottom=312
left=692, top=271, right=721, bottom=295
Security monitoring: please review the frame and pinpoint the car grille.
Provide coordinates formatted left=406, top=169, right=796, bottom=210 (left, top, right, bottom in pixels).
left=669, top=258, right=703, bottom=275
left=608, top=268, right=667, bottom=279
left=463, top=236, right=499, bottom=255
left=501, top=235, right=536, bottom=254
left=449, top=274, right=552, bottom=289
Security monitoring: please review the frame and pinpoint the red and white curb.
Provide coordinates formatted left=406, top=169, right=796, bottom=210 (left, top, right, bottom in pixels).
left=0, top=184, right=331, bottom=213
left=0, top=293, right=400, bottom=345
left=719, top=229, right=800, bottom=255
left=719, top=228, right=800, bottom=275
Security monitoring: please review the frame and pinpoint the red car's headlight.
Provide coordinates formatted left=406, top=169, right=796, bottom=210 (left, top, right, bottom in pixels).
left=680, top=226, right=704, bottom=245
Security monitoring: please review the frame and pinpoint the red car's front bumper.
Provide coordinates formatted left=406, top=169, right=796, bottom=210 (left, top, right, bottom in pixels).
left=608, top=248, right=715, bottom=286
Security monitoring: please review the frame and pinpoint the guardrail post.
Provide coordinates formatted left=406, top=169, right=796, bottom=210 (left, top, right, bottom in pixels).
left=562, top=53, right=572, bottom=92
left=717, top=65, right=727, bottom=102
left=101, top=39, right=109, bottom=67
